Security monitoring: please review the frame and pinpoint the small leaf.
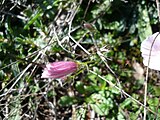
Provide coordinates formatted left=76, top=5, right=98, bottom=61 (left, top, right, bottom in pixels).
left=148, top=97, right=159, bottom=107
left=109, top=87, right=120, bottom=95
left=117, top=112, right=125, bottom=120
left=120, top=98, right=132, bottom=109
left=84, top=85, right=100, bottom=94
left=75, top=81, right=85, bottom=94
left=24, top=10, right=43, bottom=30
left=86, top=92, right=113, bottom=116
left=58, top=96, right=77, bottom=107
left=90, top=103, right=109, bottom=116
left=153, top=86, right=160, bottom=96
left=105, top=74, right=115, bottom=83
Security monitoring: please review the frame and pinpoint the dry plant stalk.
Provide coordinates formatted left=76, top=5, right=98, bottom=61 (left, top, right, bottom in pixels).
left=143, top=32, right=160, bottom=120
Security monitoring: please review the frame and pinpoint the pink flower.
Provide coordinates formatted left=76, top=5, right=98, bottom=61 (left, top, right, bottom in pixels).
left=41, top=61, right=78, bottom=79
left=140, top=32, right=160, bottom=71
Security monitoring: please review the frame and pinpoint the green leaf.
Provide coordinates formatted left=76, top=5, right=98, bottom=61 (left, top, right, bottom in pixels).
left=153, top=86, right=160, bottom=96
left=84, top=85, right=100, bottom=94
left=148, top=97, right=159, bottom=107
left=75, top=81, right=85, bottom=94
left=117, top=112, right=125, bottom=120
left=120, top=98, right=132, bottom=109
left=87, top=73, right=97, bottom=82
left=130, top=106, right=143, bottom=120
left=105, top=74, right=115, bottom=83
left=58, top=96, right=77, bottom=107
left=137, top=6, right=152, bottom=42
left=90, top=103, right=109, bottom=116
left=24, top=10, right=43, bottom=30
left=109, top=87, right=120, bottom=95
left=86, top=92, right=113, bottom=116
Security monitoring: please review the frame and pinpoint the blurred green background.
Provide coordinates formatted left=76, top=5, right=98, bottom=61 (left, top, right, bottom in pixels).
left=0, top=0, right=160, bottom=119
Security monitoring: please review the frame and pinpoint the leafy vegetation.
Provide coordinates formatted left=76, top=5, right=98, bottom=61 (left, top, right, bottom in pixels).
left=0, top=0, right=160, bottom=119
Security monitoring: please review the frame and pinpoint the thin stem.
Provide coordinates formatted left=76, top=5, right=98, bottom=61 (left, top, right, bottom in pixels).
left=143, top=32, right=160, bottom=120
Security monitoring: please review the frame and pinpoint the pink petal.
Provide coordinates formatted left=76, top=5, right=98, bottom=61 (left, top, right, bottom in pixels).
left=140, top=32, right=160, bottom=70
left=143, top=56, right=160, bottom=71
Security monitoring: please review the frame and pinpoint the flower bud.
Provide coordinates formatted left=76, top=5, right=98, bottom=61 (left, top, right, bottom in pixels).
left=41, top=61, right=78, bottom=79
